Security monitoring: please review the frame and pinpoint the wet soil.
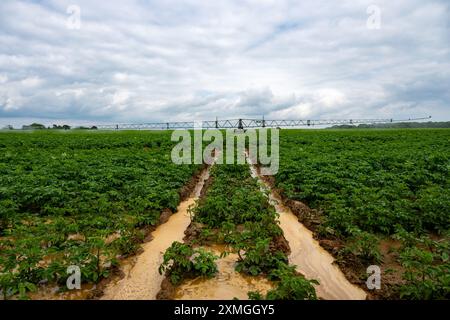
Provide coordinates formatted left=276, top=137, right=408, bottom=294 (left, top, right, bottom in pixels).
left=249, top=161, right=367, bottom=300
left=256, top=167, right=404, bottom=299
left=100, top=165, right=212, bottom=300
left=166, top=245, right=275, bottom=300
left=29, top=165, right=208, bottom=300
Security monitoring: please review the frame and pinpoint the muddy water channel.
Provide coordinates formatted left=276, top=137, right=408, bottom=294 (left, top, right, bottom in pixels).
left=100, top=154, right=364, bottom=300
left=101, top=168, right=211, bottom=300
left=174, top=245, right=274, bottom=300
left=247, top=159, right=367, bottom=300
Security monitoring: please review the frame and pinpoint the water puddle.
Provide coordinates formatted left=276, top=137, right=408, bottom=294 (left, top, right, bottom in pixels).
left=27, top=153, right=366, bottom=300
left=27, top=284, right=97, bottom=300
left=101, top=167, right=211, bottom=300
left=247, top=157, right=367, bottom=300
left=174, top=245, right=274, bottom=300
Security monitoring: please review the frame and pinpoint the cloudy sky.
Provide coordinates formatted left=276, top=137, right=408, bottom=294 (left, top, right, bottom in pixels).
left=0, top=0, right=449, bottom=127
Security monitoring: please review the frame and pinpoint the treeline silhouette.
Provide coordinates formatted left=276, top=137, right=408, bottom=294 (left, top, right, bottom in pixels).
left=330, top=121, right=450, bottom=129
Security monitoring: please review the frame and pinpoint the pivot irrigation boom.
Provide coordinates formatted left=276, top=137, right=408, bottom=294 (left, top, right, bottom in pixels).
left=95, top=116, right=432, bottom=130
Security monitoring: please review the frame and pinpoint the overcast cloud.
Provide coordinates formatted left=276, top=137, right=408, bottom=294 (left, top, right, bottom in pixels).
left=0, top=0, right=449, bottom=126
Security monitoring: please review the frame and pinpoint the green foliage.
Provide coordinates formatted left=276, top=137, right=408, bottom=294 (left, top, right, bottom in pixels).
left=249, top=263, right=318, bottom=300
left=191, top=248, right=219, bottom=276
left=191, top=160, right=319, bottom=300
left=266, top=266, right=318, bottom=300
left=397, top=236, right=449, bottom=300
left=158, top=242, right=218, bottom=285
left=340, top=230, right=382, bottom=264
left=111, top=230, right=143, bottom=256
left=247, top=291, right=263, bottom=300
left=0, top=273, right=37, bottom=300
left=0, top=199, right=17, bottom=235
left=275, top=129, right=450, bottom=299
left=192, top=163, right=290, bottom=275
left=3, top=128, right=446, bottom=300
left=159, top=242, right=194, bottom=285
left=276, top=129, right=450, bottom=236
left=0, top=130, right=201, bottom=297
left=193, top=164, right=274, bottom=227
left=235, top=238, right=287, bottom=276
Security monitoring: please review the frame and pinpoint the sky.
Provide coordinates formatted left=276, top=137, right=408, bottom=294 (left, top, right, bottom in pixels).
left=0, top=0, right=449, bottom=127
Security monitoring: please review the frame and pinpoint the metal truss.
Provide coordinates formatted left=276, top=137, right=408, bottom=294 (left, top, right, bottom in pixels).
left=95, top=116, right=431, bottom=130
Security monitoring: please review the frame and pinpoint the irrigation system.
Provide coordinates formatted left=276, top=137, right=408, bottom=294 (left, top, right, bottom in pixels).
left=95, top=116, right=432, bottom=130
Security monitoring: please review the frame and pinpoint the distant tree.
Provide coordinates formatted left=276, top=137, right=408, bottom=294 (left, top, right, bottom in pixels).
left=33, top=123, right=46, bottom=129
left=2, top=125, right=13, bottom=130
left=51, top=124, right=71, bottom=130
left=91, top=126, right=98, bottom=130
left=23, top=123, right=46, bottom=130
left=329, top=122, right=450, bottom=129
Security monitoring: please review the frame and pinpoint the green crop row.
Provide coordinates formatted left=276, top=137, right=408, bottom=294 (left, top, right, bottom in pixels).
left=186, top=163, right=319, bottom=300
left=0, top=131, right=201, bottom=299
left=273, top=129, right=450, bottom=299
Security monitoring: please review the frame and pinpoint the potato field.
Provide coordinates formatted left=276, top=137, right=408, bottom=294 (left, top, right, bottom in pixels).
left=0, top=129, right=448, bottom=300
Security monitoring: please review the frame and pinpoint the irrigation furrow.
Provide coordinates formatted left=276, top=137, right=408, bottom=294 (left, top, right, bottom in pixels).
left=246, top=155, right=367, bottom=300
left=101, top=167, right=212, bottom=300
left=102, top=153, right=367, bottom=300
left=173, top=245, right=274, bottom=300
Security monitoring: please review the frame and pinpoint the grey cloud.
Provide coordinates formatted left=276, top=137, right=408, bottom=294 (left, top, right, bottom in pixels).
left=0, top=0, right=449, bottom=127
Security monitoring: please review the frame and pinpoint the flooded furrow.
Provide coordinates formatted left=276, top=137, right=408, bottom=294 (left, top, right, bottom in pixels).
left=174, top=245, right=274, bottom=300
left=247, top=157, right=367, bottom=300
left=28, top=283, right=98, bottom=300
left=101, top=167, right=211, bottom=300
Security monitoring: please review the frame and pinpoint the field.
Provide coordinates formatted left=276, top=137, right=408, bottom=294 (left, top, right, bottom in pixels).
left=0, top=131, right=200, bottom=298
left=164, top=163, right=318, bottom=300
left=0, top=129, right=449, bottom=300
left=275, top=129, right=449, bottom=299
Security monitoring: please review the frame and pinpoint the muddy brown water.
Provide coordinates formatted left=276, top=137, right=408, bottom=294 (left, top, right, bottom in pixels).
left=247, top=158, right=367, bottom=300
left=174, top=245, right=274, bottom=300
left=100, top=168, right=211, bottom=300
left=29, top=154, right=366, bottom=300
left=27, top=284, right=97, bottom=300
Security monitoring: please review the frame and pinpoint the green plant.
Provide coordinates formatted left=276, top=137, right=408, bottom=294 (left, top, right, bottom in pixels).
left=273, top=129, right=450, bottom=299
left=0, top=130, right=202, bottom=295
left=111, top=230, right=143, bottom=256
left=0, top=273, right=37, bottom=300
left=191, top=248, right=218, bottom=276
left=341, top=230, right=382, bottom=264
left=247, top=291, right=263, bottom=300
left=398, top=239, right=449, bottom=299
left=158, top=242, right=218, bottom=285
left=249, top=263, right=318, bottom=300
left=235, top=238, right=287, bottom=276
